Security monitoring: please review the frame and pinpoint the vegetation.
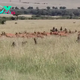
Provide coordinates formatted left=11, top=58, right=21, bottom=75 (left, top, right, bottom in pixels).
left=10, top=6, right=80, bottom=17
left=0, top=20, right=80, bottom=80
left=0, top=18, right=6, bottom=24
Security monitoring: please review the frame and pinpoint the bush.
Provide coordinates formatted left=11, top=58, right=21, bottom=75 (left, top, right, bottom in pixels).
left=10, top=17, right=15, bottom=20
left=0, top=19, right=6, bottom=24
left=18, top=16, right=26, bottom=20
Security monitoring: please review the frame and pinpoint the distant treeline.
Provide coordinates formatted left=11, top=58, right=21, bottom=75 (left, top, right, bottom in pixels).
left=9, top=6, right=80, bottom=17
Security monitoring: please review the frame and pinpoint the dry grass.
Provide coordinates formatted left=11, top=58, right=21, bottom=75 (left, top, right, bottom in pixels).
left=0, top=20, right=80, bottom=80
left=0, top=14, right=32, bottom=17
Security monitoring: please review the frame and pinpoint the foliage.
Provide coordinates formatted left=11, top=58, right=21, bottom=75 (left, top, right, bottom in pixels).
left=0, top=19, right=6, bottom=24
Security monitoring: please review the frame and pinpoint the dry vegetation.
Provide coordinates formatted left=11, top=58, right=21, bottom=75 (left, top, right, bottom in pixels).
left=0, top=14, right=32, bottom=17
left=0, top=20, right=80, bottom=80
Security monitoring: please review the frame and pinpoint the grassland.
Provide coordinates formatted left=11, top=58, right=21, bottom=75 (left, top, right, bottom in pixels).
left=0, top=20, right=80, bottom=80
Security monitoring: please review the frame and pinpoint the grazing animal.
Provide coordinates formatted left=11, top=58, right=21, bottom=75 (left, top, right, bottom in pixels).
left=69, top=30, right=71, bottom=33
left=5, top=33, right=16, bottom=38
left=58, top=33, right=67, bottom=37
left=73, top=22, right=76, bottom=24
left=75, top=30, right=77, bottom=32
left=64, top=28, right=67, bottom=33
left=22, top=41, right=27, bottom=45
left=33, top=38, right=37, bottom=44
left=50, top=32, right=53, bottom=35
left=78, top=31, right=80, bottom=34
left=34, top=31, right=37, bottom=34
left=50, top=27, right=55, bottom=32
left=12, top=42, right=16, bottom=47
left=53, top=27, right=55, bottom=31
left=77, top=33, right=80, bottom=41
left=1, top=32, right=6, bottom=36
left=52, top=32, right=58, bottom=35
left=55, top=28, right=58, bottom=32
left=15, top=22, right=17, bottom=24
left=37, top=34, right=44, bottom=38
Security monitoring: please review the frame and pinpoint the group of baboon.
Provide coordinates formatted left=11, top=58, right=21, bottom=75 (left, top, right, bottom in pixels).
left=50, top=26, right=80, bottom=41
left=11, top=38, right=37, bottom=47
left=50, top=27, right=77, bottom=34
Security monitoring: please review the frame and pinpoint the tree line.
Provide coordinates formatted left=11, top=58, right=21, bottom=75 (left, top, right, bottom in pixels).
left=10, top=6, right=80, bottom=17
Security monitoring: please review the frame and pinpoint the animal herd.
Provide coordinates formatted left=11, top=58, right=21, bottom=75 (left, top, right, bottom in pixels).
left=0, top=27, right=78, bottom=38
left=0, top=27, right=80, bottom=46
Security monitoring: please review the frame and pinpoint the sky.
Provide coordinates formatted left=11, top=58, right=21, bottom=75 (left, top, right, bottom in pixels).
left=0, top=0, right=80, bottom=9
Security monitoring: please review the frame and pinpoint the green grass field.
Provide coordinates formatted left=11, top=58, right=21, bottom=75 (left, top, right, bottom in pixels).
left=0, top=20, right=80, bottom=80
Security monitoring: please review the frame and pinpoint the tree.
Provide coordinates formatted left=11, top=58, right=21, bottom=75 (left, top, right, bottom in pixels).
left=77, top=7, right=80, bottom=9
left=15, top=7, right=19, bottom=9
left=52, top=6, right=55, bottom=9
left=63, top=7, right=66, bottom=9
left=0, top=20, right=6, bottom=24
left=47, top=6, right=50, bottom=10
left=55, top=7, right=58, bottom=9
left=24, top=11, right=27, bottom=14
left=11, top=7, right=14, bottom=9
left=27, top=6, right=33, bottom=9
left=70, top=13, right=74, bottom=19
left=60, top=6, right=66, bottom=9
left=13, top=11, right=21, bottom=20
left=10, top=17, right=15, bottom=20
left=21, top=7, right=25, bottom=9
left=36, top=7, right=39, bottom=10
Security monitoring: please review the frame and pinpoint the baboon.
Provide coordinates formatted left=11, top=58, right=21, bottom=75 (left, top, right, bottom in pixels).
left=22, top=41, right=27, bottom=45
left=69, top=30, right=71, bottom=33
left=55, top=28, right=58, bottom=32
left=52, top=27, right=56, bottom=32
left=1, top=31, right=6, bottom=36
left=50, top=29, right=53, bottom=32
left=75, top=30, right=77, bottom=32
left=60, top=27, right=62, bottom=31
left=12, top=42, right=16, bottom=47
left=64, top=28, right=67, bottom=33
left=15, top=22, right=17, bottom=24
left=53, top=27, right=55, bottom=30
left=37, top=32, right=40, bottom=34
left=77, top=34, right=80, bottom=41
left=34, top=31, right=36, bottom=34
left=19, top=32, right=21, bottom=34
left=33, top=38, right=37, bottom=44
left=15, top=32, right=18, bottom=35
left=50, top=32, right=52, bottom=35
left=24, top=31, right=27, bottom=34
left=50, top=27, right=55, bottom=32
left=73, top=22, right=76, bottom=24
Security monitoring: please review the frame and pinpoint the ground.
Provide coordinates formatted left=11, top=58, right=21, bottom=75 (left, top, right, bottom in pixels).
left=0, top=20, right=80, bottom=80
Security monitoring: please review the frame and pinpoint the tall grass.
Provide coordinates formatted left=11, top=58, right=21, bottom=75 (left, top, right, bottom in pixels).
left=0, top=20, right=80, bottom=80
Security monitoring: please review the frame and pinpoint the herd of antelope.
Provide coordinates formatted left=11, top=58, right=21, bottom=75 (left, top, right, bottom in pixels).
left=0, top=27, right=80, bottom=46
left=0, top=27, right=78, bottom=38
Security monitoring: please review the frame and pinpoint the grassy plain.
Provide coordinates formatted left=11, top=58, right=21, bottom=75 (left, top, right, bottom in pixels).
left=0, top=20, right=80, bottom=80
